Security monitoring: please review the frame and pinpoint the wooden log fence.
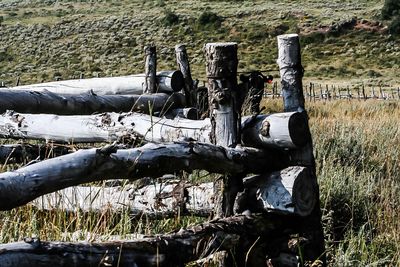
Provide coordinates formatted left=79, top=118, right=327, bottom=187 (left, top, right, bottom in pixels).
left=0, top=37, right=326, bottom=266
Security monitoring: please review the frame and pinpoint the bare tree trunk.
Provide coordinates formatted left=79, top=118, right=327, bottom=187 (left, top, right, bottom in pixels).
left=0, top=110, right=308, bottom=148
left=175, top=44, right=196, bottom=107
left=0, top=213, right=293, bottom=267
left=277, top=33, right=325, bottom=264
left=0, top=142, right=289, bottom=210
left=0, top=90, right=185, bottom=115
left=9, top=71, right=184, bottom=95
left=144, top=45, right=157, bottom=94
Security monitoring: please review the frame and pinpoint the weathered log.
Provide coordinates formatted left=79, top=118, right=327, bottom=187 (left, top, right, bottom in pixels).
left=205, top=42, right=240, bottom=147
left=205, top=42, right=243, bottom=218
left=277, top=34, right=305, bottom=113
left=241, top=111, right=310, bottom=149
left=175, top=44, right=196, bottom=107
left=144, top=45, right=157, bottom=94
left=0, top=90, right=185, bottom=115
left=9, top=71, right=184, bottom=95
left=277, top=33, right=325, bottom=263
left=0, top=213, right=291, bottom=267
left=31, top=181, right=214, bottom=217
left=0, top=142, right=288, bottom=210
left=0, top=110, right=309, bottom=149
left=31, top=166, right=317, bottom=217
left=234, top=166, right=317, bottom=216
left=0, top=143, right=71, bottom=164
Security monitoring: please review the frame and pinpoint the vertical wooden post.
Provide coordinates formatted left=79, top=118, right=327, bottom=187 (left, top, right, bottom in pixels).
left=277, top=33, right=325, bottom=264
left=205, top=42, right=240, bottom=147
left=205, top=42, right=241, bottom=218
left=362, top=84, right=366, bottom=100
left=144, top=45, right=157, bottom=94
left=175, top=44, right=196, bottom=108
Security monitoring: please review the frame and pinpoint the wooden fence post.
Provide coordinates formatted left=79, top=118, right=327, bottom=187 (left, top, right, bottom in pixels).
left=144, top=45, right=157, bottom=94
left=175, top=44, right=196, bottom=108
left=205, top=42, right=241, bottom=218
left=277, top=33, right=326, bottom=264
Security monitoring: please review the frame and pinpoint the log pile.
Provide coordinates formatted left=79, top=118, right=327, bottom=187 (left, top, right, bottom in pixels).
left=0, top=37, right=325, bottom=266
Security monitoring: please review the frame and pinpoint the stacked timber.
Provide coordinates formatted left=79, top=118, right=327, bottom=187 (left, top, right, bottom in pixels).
left=0, top=38, right=325, bottom=267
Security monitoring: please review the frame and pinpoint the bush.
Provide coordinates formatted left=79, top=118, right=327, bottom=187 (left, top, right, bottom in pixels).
left=382, top=0, right=400, bottom=20
left=389, top=15, right=400, bottom=34
left=162, top=10, right=179, bottom=26
left=198, top=11, right=223, bottom=28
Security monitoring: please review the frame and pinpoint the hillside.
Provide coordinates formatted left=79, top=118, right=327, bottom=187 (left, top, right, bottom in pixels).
left=0, top=0, right=397, bottom=89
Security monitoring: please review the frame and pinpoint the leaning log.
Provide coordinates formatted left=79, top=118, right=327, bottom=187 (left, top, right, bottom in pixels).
left=0, top=213, right=292, bottom=267
left=0, top=142, right=288, bottom=210
left=0, top=111, right=310, bottom=148
left=9, top=70, right=184, bottom=95
left=0, top=90, right=185, bottom=115
left=175, top=44, right=196, bottom=107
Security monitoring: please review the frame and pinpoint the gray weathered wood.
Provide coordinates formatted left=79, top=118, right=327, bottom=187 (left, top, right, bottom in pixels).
left=9, top=71, right=184, bottom=95
left=0, top=90, right=185, bottom=115
left=277, top=33, right=325, bottom=263
left=277, top=34, right=305, bottom=112
left=241, top=111, right=310, bottom=149
left=0, top=214, right=289, bottom=267
left=32, top=181, right=214, bottom=217
left=175, top=44, right=196, bottom=107
left=205, top=42, right=239, bottom=147
left=144, top=45, right=157, bottom=94
left=0, top=142, right=288, bottom=210
left=0, top=110, right=308, bottom=149
left=234, top=166, right=317, bottom=216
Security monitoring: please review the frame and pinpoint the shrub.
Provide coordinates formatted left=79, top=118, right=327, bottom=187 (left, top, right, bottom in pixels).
left=0, top=16, right=3, bottom=25
left=198, top=11, right=223, bottom=28
left=162, top=10, right=179, bottom=26
left=382, top=0, right=400, bottom=20
left=389, top=15, right=400, bottom=34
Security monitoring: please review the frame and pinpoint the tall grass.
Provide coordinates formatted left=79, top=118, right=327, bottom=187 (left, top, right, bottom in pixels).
left=308, top=100, right=400, bottom=266
left=0, top=99, right=399, bottom=266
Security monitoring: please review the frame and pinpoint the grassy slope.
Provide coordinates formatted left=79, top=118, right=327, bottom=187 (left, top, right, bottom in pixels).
left=1, top=0, right=400, bottom=266
left=0, top=0, right=398, bottom=88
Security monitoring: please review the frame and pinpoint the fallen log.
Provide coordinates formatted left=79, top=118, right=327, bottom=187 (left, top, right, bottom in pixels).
left=31, top=181, right=214, bottom=217
left=0, top=90, right=185, bottom=115
left=234, top=166, right=317, bottom=216
left=0, top=213, right=293, bottom=267
left=9, top=70, right=184, bottom=95
left=0, top=142, right=288, bottom=210
left=31, top=166, right=316, bottom=217
left=0, top=111, right=310, bottom=148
